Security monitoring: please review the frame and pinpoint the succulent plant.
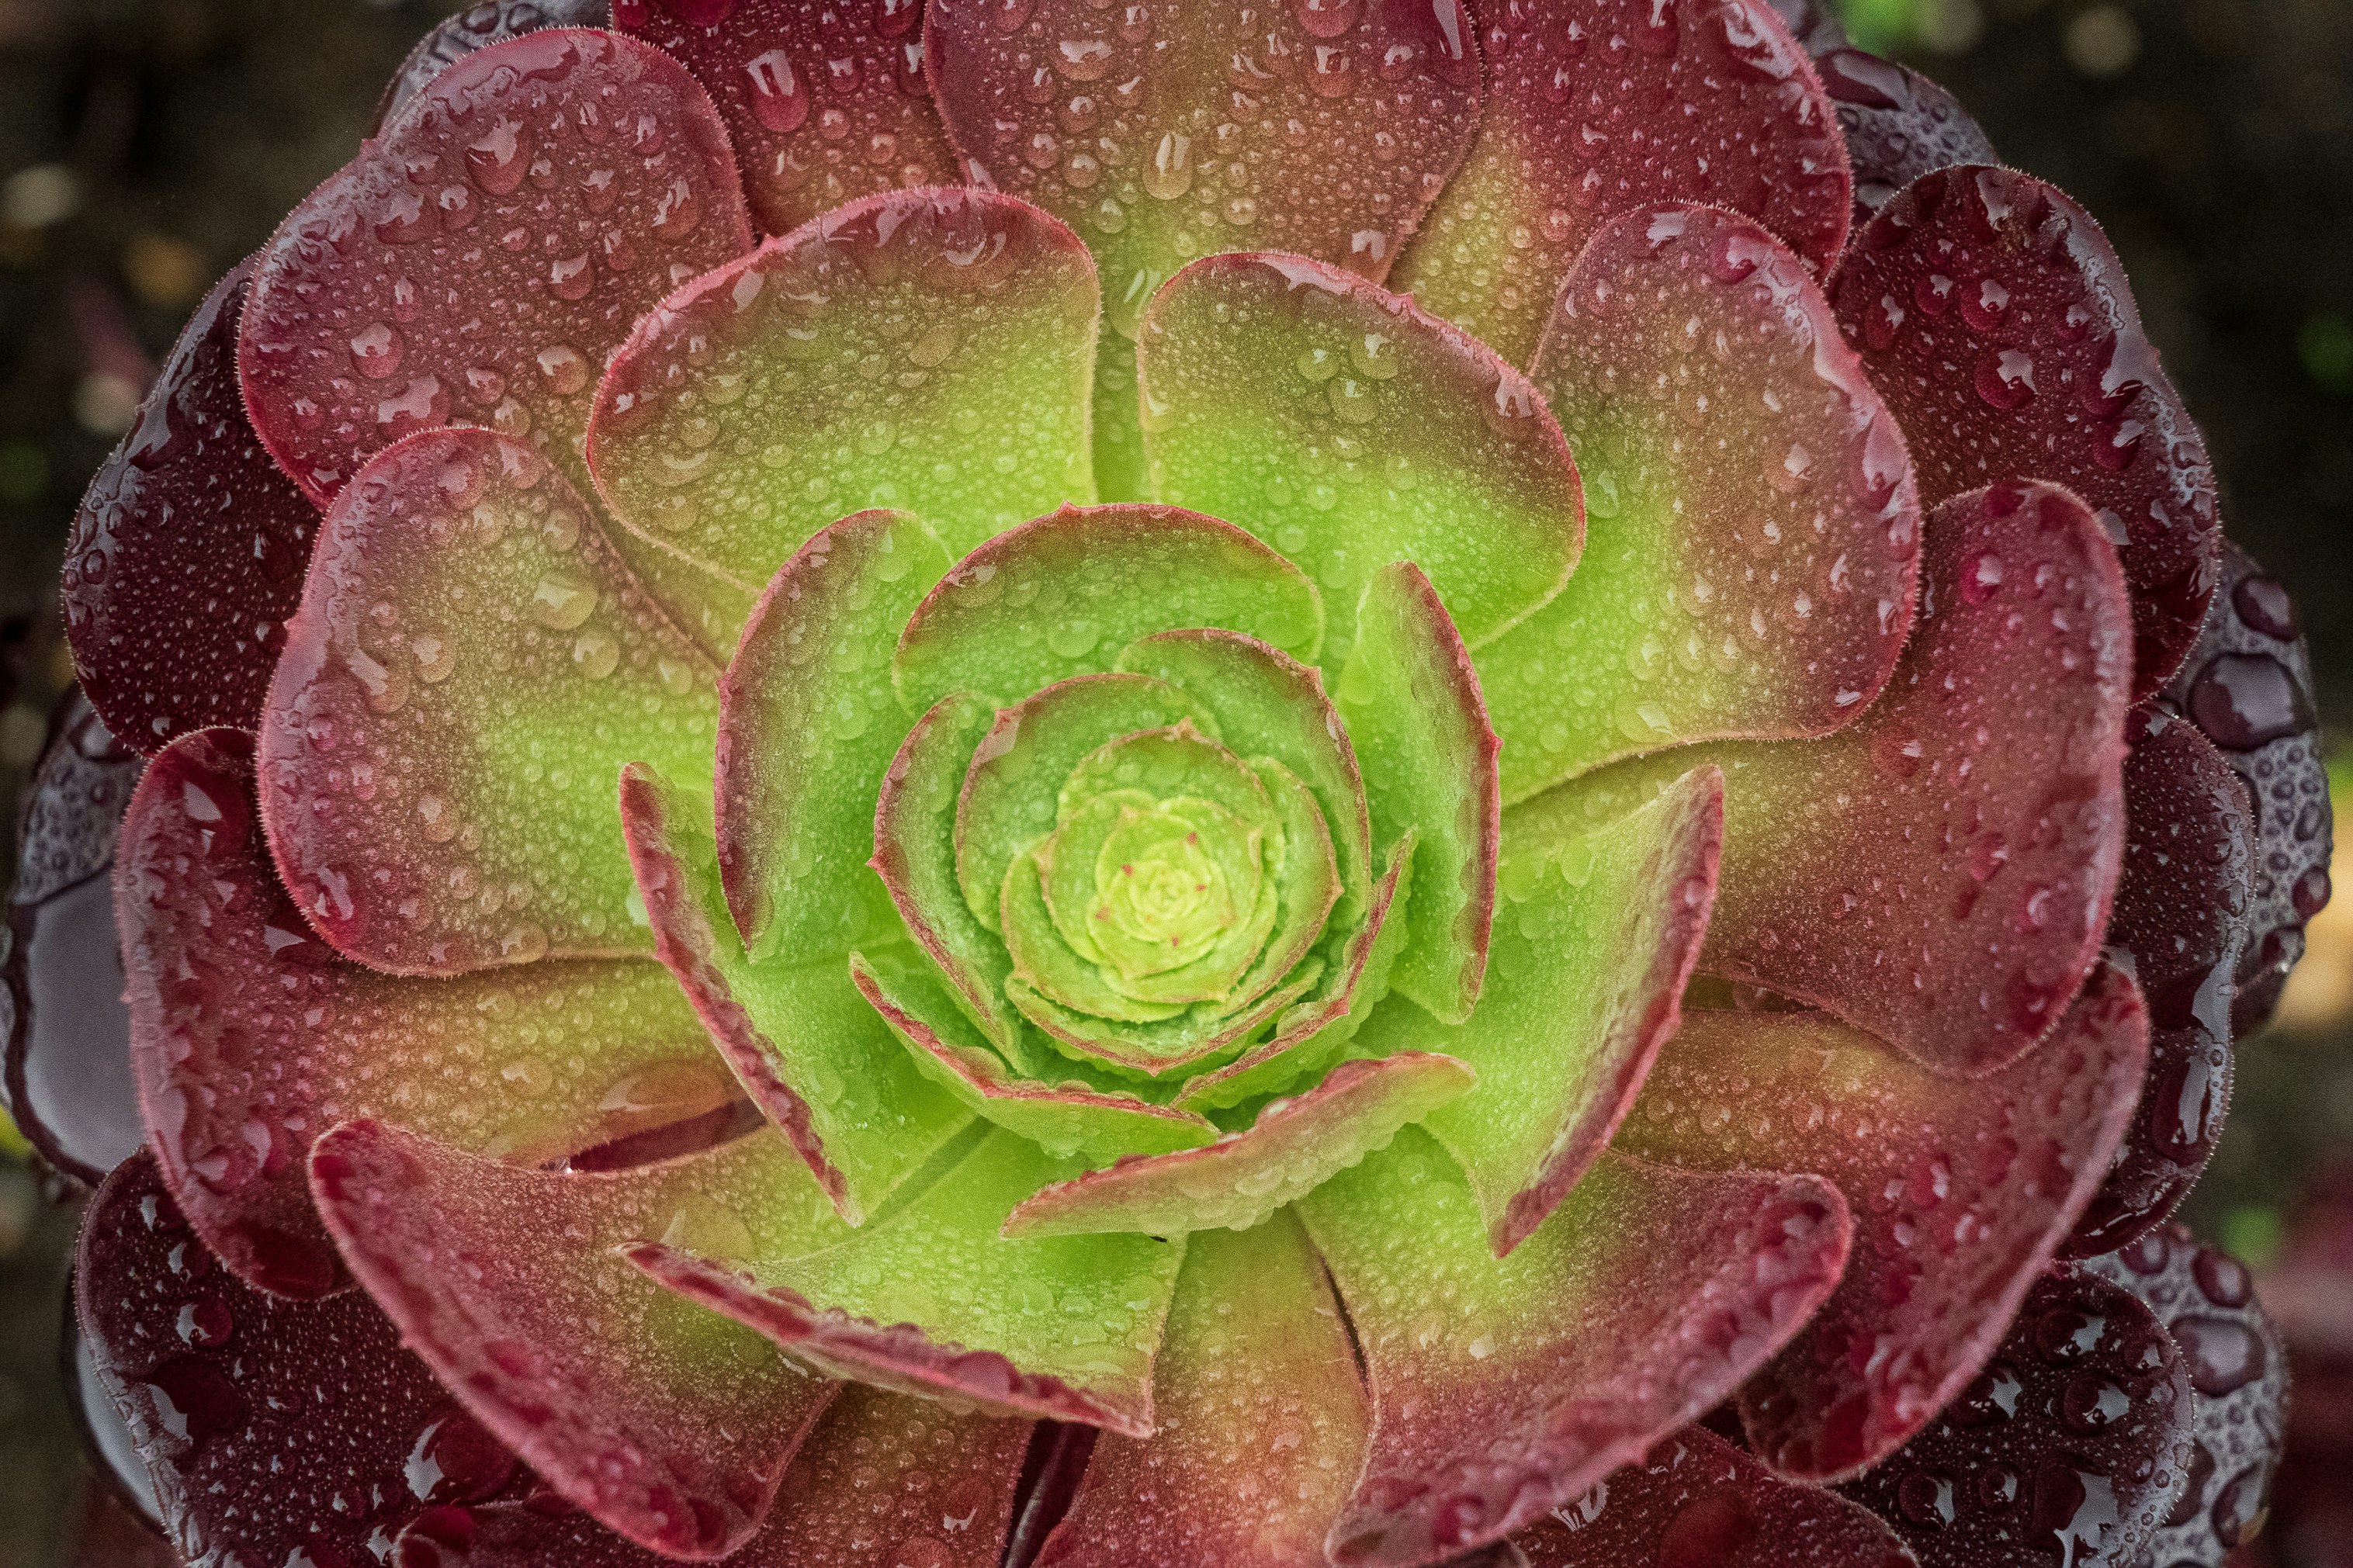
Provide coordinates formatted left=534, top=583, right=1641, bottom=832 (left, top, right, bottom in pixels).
left=16, top=1, right=2331, bottom=1566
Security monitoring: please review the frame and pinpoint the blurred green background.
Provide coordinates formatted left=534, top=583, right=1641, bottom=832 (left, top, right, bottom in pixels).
left=0, top=1, right=2345, bottom=1564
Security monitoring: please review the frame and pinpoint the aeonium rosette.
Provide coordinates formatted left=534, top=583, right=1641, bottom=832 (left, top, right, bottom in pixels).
left=33, top=2, right=2329, bottom=1567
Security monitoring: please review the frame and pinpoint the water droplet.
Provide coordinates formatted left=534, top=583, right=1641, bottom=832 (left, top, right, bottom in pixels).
left=744, top=48, right=810, bottom=133
left=531, top=569, right=597, bottom=630
left=349, top=323, right=404, bottom=380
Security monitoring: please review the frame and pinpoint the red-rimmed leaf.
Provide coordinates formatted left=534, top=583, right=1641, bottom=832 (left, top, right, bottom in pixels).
left=1509, top=1424, right=1917, bottom=1566
left=619, top=762, right=974, bottom=1224
left=1832, top=165, right=2220, bottom=696
left=924, top=0, right=1483, bottom=497
left=1517, top=478, right=2132, bottom=1075
left=1814, top=49, right=1995, bottom=218
left=64, top=259, right=321, bottom=753
left=716, top=508, right=951, bottom=961
left=895, top=504, right=1326, bottom=716
left=310, top=1117, right=847, bottom=1558
left=1336, top=562, right=1499, bottom=1026
left=1137, top=251, right=1584, bottom=669
left=259, top=428, right=719, bottom=975
left=240, top=29, right=750, bottom=519
left=586, top=186, right=1100, bottom=638
left=1393, top=0, right=1852, bottom=369
left=1480, top=202, right=1919, bottom=801
left=1002, top=1052, right=1472, bottom=1237
left=1033, top=1213, right=1372, bottom=1568
left=3, top=688, right=142, bottom=1186
left=118, top=727, right=737, bottom=1300
left=375, top=1, right=614, bottom=131
left=397, top=1386, right=1029, bottom=1568
left=1298, top=1129, right=1852, bottom=1566
left=1838, top=1265, right=2196, bottom=1568
left=1617, top=961, right=2150, bottom=1480
left=2064, top=708, right=2252, bottom=1258
left=629, top=1128, right=1187, bottom=1437
left=2084, top=1226, right=2287, bottom=1563
left=850, top=949, right=1219, bottom=1164
left=613, top=0, right=961, bottom=234
left=2161, top=539, right=2332, bottom=1033
left=1393, top=763, right=1721, bottom=1256
left=76, top=1152, right=531, bottom=1568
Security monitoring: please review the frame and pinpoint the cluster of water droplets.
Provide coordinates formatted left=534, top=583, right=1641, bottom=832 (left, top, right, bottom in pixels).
left=1392, top=0, right=1849, bottom=366
left=268, top=434, right=715, bottom=973
left=243, top=28, right=745, bottom=507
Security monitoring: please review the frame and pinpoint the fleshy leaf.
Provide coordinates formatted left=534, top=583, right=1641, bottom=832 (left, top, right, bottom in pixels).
left=1832, top=165, right=2220, bottom=695
left=1335, top=562, right=1498, bottom=1024
left=2161, top=539, right=2332, bottom=1033
left=620, top=762, right=973, bottom=1223
left=400, top=1385, right=1027, bottom=1568
left=119, top=729, right=736, bottom=1300
left=956, top=674, right=1216, bottom=934
left=1392, top=0, right=1852, bottom=368
left=65, top=259, right=321, bottom=753
left=716, top=509, right=951, bottom=961
left=1385, top=764, right=1721, bottom=1257
left=851, top=948, right=1218, bottom=1163
left=1516, top=478, right=2131, bottom=1074
left=310, top=1119, right=844, bottom=1558
left=896, top=504, right=1325, bottom=715
left=375, top=0, right=613, bottom=130
left=1509, top=1424, right=1917, bottom=1567
left=1814, top=49, right=1995, bottom=216
left=5, top=688, right=143, bottom=1185
left=1003, top=1052, right=1473, bottom=1237
left=924, top=0, right=1481, bottom=497
left=1838, top=1265, right=2195, bottom=1568
left=240, top=30, right=750, bottom=514
left=612, top=0, right=961, bottom=234
left=587, top=187, right=1099, bottom=640
left=874, top=691, right=1026, bottom=1049
left=76, top=1154, right=531, bottom=1568
left=1033, top=1213, right=1371, bottom=1567
left=1480, top=202, right=1919, bottom=801
left=1616, top=961, right=2150, bottom=1480
left=1116, top=629, right=1372, bottom=926
left=630, top=1128, right=1187, bottom=1436
left=1173, top=830, right=1416, bottom=1112
left=2085, top=1226, right=2287, bottom=1565
left=1299, top=1128, right=1852, bottom=1565
left=2064, top=708, right=2252, bottom=1258
left=258, top=429, right=717, bottom=974
left=1138, top=253, right=1583, bottom=667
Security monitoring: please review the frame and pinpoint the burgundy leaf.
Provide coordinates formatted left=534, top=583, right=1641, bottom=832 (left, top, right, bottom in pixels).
left=1814, top=49, right=1995, bottom=219
left=376, top=1, right=616, bottom=134
left=2161, top=539, right=2333, bottom=1033
left=2084, top=1226, right=2288, bottom=1563
left=2064, top=708, right=2254, bottom=1258
left=64, top=259, right=321, bottom=752
left=1839, top=1265, right=2197, bottom=1568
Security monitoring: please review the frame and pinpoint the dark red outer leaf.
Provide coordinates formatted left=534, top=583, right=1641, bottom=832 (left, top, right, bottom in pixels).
left=64, top=259, right=321, bottom=753
left=1509, top=1424, right=1916, bottom=1566
left=2064, top=708, right=2253, bottom=1259
left=310, top=1116, right=839, bottom=1559
left=75, top=1152, right=532, bottom=1568
left=394, top=1387, right=1030, bottom=1568
left=376, top=1, right=616, bottom=133
left=612, top=0, right=960, bottom=235
left=1831, top=165, right=2220, bottom=696
left=1839, top=1265, right=2197, bottom=1568
left=2, top=687, right=142, bottom=1186
left=1618, top=961, right=2150, bottom=1481
left=2161, top=539, right=2333, bottom=1034
left=2084, top=1225, right=2289, bottom=1563
left=239, top=29, right=753, bottom=508
left=1814, top=50, right=1995, bottom=219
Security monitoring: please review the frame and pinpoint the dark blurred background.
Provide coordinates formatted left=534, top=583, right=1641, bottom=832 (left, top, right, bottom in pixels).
left=0, top=1, right=2345, bottom=1564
